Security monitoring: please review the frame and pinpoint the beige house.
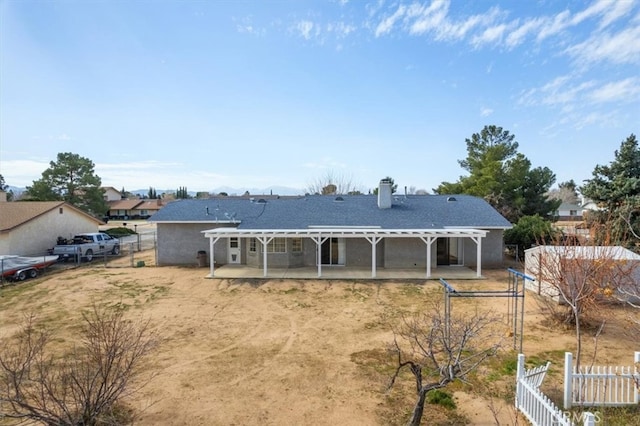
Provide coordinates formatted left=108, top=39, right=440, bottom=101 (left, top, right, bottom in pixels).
left=107, top=199, right=163, bottom=220
left=0, top=193, right=103, bottom=256
left=101, top=187, right=122, bottom=202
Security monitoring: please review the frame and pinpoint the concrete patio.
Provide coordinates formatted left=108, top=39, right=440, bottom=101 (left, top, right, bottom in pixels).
left=205, top=264, right=484, bottom=280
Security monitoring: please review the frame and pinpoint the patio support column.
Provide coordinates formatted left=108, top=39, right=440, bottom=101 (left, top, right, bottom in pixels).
left=208, top=236, right=221, bottom=277
left=420, top=236, right=436, bottom=278
left=257, top=236, right=274, bottom=278
left=475, top=236, right=482, bottom=277
left=365, top=236, right=382, bottom=278
left=311, top=236, right=329, bottom=278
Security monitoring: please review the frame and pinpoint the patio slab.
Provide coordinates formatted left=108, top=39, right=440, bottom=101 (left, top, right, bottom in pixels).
left=205, top=265, right=483, bottom=280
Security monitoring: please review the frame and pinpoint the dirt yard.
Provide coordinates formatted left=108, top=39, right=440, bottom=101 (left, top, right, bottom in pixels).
left=1, top=251, right=639, bottom=425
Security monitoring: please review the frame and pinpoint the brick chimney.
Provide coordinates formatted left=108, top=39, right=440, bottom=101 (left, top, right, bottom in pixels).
left=0, top=191, right=7, bottom=203
left=377, top=179, right=392, bottom=209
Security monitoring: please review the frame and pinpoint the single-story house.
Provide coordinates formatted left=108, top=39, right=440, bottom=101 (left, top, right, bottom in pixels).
left=553, top=203, right=584, bottom=221
left=0, top=193, right=103, bottom=256
left=149, top=181, right=512, bottom=278
left=108, top=199, right=163, bottom=220
left=101, top=186, right=123, bottom=202
left=524, top=245, right=640, bottom=303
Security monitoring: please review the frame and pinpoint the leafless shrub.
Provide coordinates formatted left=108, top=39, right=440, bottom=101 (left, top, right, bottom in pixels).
left=387, top=301, right=503, bottom=426
left=0, top=305, right=158, bottom=425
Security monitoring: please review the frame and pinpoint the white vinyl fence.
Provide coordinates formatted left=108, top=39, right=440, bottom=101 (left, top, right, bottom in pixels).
left=564, top=352, right=640, bottom=409
left=516, top=354, right=596, bottom=426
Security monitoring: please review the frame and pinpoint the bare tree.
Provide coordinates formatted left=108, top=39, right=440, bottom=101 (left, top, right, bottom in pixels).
left=387, top=302, right=502, bottom=426
left=306, top=170, right=360, bottom=195
left=527, top=235, right=637, bottom=368
left=0, top=305, right=158, bottom=425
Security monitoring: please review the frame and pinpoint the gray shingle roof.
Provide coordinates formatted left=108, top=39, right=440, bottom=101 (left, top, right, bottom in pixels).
left=149, top=195, right=512, bottom=230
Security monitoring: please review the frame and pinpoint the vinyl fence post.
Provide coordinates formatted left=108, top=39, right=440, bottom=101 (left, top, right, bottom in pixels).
left=582, top=412, right=595, bottom=426
left=515, top=353, right=525, bottom=409
left=634, top=351, right=640, bottom=404
left=564, top=352, right=573, bottom=409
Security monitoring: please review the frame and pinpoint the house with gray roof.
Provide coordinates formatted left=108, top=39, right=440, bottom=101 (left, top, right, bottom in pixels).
left=149, top=181, right=512, bottom=279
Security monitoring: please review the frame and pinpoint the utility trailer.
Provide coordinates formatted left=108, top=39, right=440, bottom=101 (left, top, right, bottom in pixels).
left=0, top=255, right=59, bottom=282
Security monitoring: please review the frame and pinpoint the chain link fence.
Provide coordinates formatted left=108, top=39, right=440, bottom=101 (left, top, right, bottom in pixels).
left=0, top=232, right=158, bottom=286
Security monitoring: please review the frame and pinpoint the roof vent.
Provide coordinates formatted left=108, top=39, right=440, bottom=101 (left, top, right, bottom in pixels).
left=334, top=196, right=344, bottom=202
left=447, top=197, right=457, bottom=202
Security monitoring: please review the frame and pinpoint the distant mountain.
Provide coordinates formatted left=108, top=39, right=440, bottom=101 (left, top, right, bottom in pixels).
left=2, top=186, right=306, bottom=198
left=129, top=186, right=305, bottom=197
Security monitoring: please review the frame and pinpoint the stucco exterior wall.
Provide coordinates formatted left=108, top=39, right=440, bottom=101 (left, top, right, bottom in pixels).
left=0, top=207, right=99, bottom=256
left=385, top=238, right=426, bottom=268
left=345, top=238, right=382, bottom=267
left=462, top=230, right=504, bottom=267
left=156, top=223, right=230, bottom=266
left=246, top=239, right=307, bottom=268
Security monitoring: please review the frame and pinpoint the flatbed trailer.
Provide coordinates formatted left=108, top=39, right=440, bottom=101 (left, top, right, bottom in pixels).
left=0, top=255, right=59, bottom=282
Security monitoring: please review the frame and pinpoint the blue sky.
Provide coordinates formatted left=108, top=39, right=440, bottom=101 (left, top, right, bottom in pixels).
left=1, top=0, right=638, bottom=195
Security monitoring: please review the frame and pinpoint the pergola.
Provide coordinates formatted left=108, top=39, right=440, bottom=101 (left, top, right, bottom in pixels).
left=202, top=227, right=488, bottom=279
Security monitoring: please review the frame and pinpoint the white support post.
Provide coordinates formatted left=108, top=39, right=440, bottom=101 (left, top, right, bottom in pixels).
left=515, top=353, right=525, bottom=409
left=312, top=236, right=328, bottom=278
left=420, top=236, right=435, bottom=278
left=476, top=236, right=482, bottom=278
left=582, top=412, right=596, bottom=426
left=257, top=236, right=273, bottom=278
left=365, top=236, right=381, bottom=278
left=564, top=352, right=573, bottom=409
left=209, top=237, right=216, bottom=277
left=208, top=236, right=221, bottom=277
left=635, top=351, right=640, bottom=404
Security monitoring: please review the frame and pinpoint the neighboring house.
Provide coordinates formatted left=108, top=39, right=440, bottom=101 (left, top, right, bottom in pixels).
left=149, top=181, right=512, bottom=278
left=102, top=187, right=122, bottom=202
left=0, top=194, right=103, bottom=256
left=553, top=203, right=584, bottom=221
left=107, top=199, right=163, bottom=220
left=524, top=245, right=640, bottom=302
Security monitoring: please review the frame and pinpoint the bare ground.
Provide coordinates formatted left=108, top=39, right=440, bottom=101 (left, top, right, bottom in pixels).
left=1, top=250, right=639, bottom=425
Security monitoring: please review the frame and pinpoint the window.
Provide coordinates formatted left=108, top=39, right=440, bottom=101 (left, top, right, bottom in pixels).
left=249, top=238, right=257, bottom=253
left=266, top=238, right=286, bottom=253
left=292, top=237, right=302, bottom=253
left=569, top=210, right=577, bottom=216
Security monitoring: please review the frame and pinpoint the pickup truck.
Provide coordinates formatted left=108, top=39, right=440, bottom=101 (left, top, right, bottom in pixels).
left=52, top=232, right=120, bottom=262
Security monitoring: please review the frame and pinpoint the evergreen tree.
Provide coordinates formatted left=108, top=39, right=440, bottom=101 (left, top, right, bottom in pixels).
left=0, top=174, right=14, bottom=201
left=26, top=152, right=108, bottom=217
left=434, top=125, right=559, bottom=222
left=581, top=134, right=640, bottom=247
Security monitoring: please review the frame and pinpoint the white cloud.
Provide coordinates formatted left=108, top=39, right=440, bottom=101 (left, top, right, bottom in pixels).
left=480, top=107, right=494, bottom=117
left=536, top=10, right=571, bottom=41
left=571, top=0, right=610, bottom=26
left=565, top=25, right=640, bottom=65
left=505, top=17, right=544, bottom=48
left=56, top=133, right=71, bottom=141
left=296, top=20, right=316, bottom=40
left=0, top=159, right=50, bottom=187
left=587, top=77, right=640, bottom=103
left=408, top=0, right=449, bottom=35
left=327, top=21, right=356, bottom=38
left=471, top=23, right=508, bottom=46
left=375, top=5, right=406, bottom=37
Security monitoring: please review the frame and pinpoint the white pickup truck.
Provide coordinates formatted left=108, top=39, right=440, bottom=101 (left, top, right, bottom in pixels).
left=52, top=232, right=120, bottom=262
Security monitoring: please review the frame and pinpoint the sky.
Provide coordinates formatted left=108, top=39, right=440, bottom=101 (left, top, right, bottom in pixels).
left=1, top=0, right=638, bottom=196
